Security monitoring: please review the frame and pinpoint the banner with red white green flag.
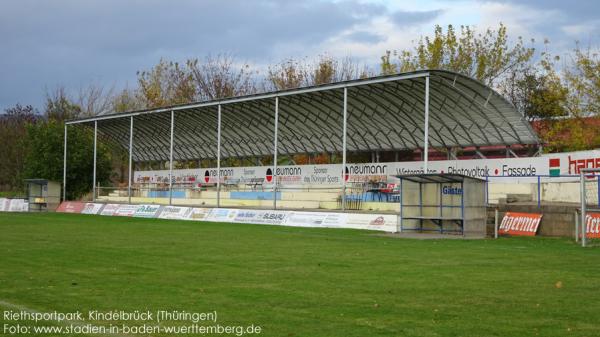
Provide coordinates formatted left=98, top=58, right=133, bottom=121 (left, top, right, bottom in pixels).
left=549, top=158, right=560, bottom=176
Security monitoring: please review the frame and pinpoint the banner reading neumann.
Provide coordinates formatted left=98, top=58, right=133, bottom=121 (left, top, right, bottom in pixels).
left=133, top=149, right=600, bottom=186
left=499, top=212, right=543, bottom=236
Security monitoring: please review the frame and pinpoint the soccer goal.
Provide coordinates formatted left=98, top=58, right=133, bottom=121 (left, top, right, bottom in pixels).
left=580, top=168, right=600, bottom=247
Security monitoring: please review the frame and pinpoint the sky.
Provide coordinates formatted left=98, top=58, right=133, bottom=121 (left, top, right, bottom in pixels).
left=0, top=0, right=598, bottom=111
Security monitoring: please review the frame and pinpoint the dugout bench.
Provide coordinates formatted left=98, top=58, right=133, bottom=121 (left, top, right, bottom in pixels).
left=396, top=174, right=487, bottom=237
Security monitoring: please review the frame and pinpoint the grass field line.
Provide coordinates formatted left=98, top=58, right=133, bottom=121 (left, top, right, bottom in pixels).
left=0, top=299, right=127, bottom=337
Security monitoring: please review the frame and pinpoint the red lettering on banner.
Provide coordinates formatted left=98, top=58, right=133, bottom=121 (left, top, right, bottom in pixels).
left=586, top=214, right=600, bottom=238
left=569, top=155, right=600, bottom=174
left=499, top=212, right=543, bottom=236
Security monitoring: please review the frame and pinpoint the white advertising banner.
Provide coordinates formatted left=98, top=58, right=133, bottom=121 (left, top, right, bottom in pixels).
left=8, top=199, right=26, bottom=212
left=321, top=213, right=348, bottom=228
left=284, top=212, right=347, bottom=228
left=100, top=204, right=120, bottom=216
left=345, top=213, right=398, bottom=232
left=542, top=149, right=600, bottom=176
left=285, top=211, right=330, bottom=227
left=187, top=207, right=212, bottom=221
left=57, top=200, right=399, bottom=232
left=114, top=204, right=139, bottom=217
left=232, top=209, right=261, bottom=224
left=158, top=206, right=193, bottom=220
left=233, top=210, right=289, bottom=225
left=133, top=204, right=162, bottom=218
left=133, top=149, right=600, bottom=187
left=81, top=203, right=104, bottom=215
left=0, top=198, right=8, bottom=211
left=206, top=208, right=238, bottom=222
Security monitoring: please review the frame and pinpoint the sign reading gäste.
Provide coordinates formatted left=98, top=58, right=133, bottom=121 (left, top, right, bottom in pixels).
left=499, top=212, right=543, bottom=236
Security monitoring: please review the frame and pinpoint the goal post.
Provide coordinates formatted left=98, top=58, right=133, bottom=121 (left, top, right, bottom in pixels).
left=580, top=168, right=600, bottom=247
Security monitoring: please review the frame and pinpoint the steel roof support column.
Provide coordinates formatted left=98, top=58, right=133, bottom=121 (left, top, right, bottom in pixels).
left=580, top=170, right=586, bottom=247
left=273, top=97, right=279, bottom=210
left=92, top=121, right=97, bottom=202
left=62, top=124, right=67, bottom=201
left=342, top=87, right=348, bottom=211
left=168, top=110, right=174, bottom=206
left=128, top=116, right=133, bottom=204
left=423, top=76, right=430, bottom=173
left=217, top=105, right=221, bottom=208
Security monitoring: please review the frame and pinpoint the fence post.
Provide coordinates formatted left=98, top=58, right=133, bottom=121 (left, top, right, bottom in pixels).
left=494, top=208, right=498, bottom=239
left=575, top=209, right=579, bottom=242
left=580, top=171, right=586, bottom=247
left=273, top=96, right=279, bottom=210
left=168, top=110, right=174, bottom=206
left=216, top=105, right=221, bottom=208
left=485, top=175, right=489, bottom=207
left=92, top=121, right=97, bottom=202
left=537, top=176, right=541, bottom=209
left=128, top=116, right=133, bottom=204
left=63, top=124, right=67, bottom=202
left=341, top=87, right=348, bottom=211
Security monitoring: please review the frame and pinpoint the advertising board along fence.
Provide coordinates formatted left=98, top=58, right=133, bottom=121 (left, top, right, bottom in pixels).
left=55, top=201, right=398, bottom=233
left=584, top=213, right=600, bottom=239
left=498, top=212, right=543, bottom=236
left=0, top=198, right=29, bottom=212
left=126, top=149, right=600, bottom=210
left=134, top=149, right=600, bottom=187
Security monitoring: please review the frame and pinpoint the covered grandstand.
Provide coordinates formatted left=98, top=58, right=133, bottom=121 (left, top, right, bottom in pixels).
left=64, top=69, right=539, bottom=211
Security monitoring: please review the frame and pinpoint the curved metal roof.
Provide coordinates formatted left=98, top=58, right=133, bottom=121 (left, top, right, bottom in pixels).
left=66, top=70, right=538, bottom=161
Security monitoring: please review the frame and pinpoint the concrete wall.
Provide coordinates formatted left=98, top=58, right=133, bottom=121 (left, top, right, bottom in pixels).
left=488, top=181, right=589, bottom=204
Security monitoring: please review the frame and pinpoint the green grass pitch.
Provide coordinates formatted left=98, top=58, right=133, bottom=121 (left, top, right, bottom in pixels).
left=1, top=212, right=599, bottom=336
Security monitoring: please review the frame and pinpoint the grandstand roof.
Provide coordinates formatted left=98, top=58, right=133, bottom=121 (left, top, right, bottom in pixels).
left=66, top=69, right=538, bottom=162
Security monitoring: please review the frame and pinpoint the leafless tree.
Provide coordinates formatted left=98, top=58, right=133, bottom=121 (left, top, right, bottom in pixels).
left=112, top=87, right=145, bottom=113
left=266, top=58, right=308, bottom=90
left=188, top=54, right=258, bottom=100
left=77, top=83, right=115, bottom=117
left=44, top=85, right=82, bottom=122
left=308, top=55, right=372, bottom=85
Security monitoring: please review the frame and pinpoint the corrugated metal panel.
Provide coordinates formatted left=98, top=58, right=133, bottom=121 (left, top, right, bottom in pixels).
left=77, top=70, right=537, bottom=161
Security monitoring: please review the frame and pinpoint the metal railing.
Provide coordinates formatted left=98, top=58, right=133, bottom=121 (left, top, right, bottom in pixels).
left=485, top=174, right=600, bottom=208
left=94, top=181, right=403, bottom=212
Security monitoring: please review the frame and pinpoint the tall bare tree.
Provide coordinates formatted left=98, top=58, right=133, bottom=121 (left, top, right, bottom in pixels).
left=188, top=54, right=257, bottom=100
left=268, top=56, right=370, bottom=90
left=44, top=86, right=82, bottom=122
left=77, top=83, right=115, bottom=117
left=309, top=55, right=371, bottom=85
left=267, top=58, right=307, bottom=90
left=112, top=87, right=145, bottom=113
